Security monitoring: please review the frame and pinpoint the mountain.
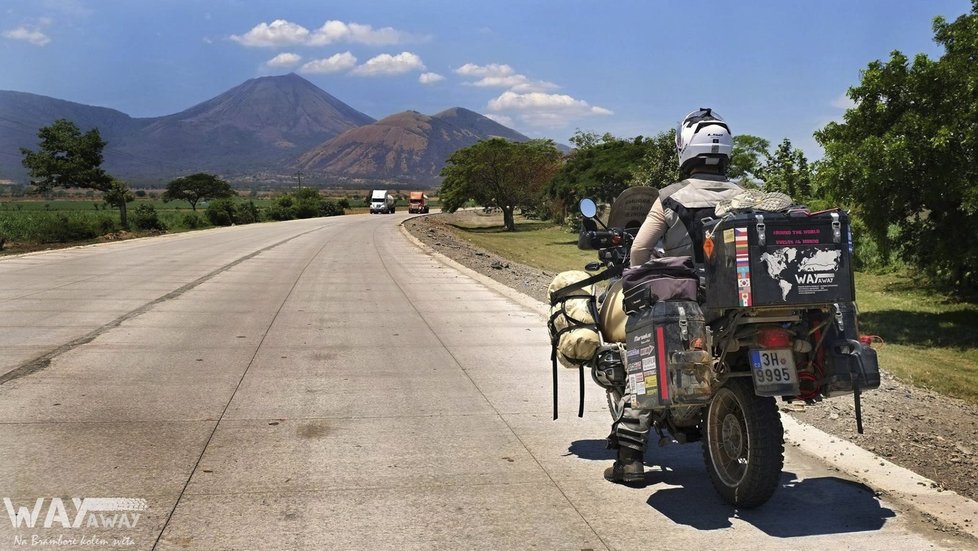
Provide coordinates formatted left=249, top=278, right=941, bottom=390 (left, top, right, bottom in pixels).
left=1, top=77, right=546, bottom=187
left=0, top=92, right=141, bottom=181
left=297, top=107, right=531, bottom=184
left=125, top=74, right=375, bottom=178
left=1, top=74, right=374, bottom=183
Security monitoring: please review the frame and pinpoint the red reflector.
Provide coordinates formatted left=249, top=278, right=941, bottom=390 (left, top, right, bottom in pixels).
left=611, top=235, right=621, bottom=245
left=757, top=327, right=791, bottom=348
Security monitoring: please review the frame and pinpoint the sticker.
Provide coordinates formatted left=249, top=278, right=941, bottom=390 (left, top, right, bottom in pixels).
left=723, top=229, right=735, bottom=244
left=632, top=374, right=645, bottom=395
left=628, top=361, right=643, bottom=373
left=735, top=227, right=752, bottom=307
left=643, top=374, right=657, bottom=393
left=640, top=345, right=654, bottom=357
left=626, top=348, right=641, bottom=360
left=642, top=357, right=657, bottom=372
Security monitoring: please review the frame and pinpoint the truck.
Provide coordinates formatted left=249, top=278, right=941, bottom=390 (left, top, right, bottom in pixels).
left=369, top=189, right=396, bottom=214
left=408, top=192, right=429, bottom=214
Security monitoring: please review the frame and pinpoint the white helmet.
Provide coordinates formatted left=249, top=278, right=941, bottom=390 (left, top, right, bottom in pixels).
left=676, top=108, right=733, bottom=176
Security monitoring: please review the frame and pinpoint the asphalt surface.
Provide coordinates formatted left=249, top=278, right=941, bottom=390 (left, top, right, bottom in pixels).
left=0, top=214, right=973, bottom=550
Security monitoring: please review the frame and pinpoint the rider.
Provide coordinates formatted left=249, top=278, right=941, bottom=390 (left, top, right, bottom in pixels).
left=605, top=108, right=744, bottom=485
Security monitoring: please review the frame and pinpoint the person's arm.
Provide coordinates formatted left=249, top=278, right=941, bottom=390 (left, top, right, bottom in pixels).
left=629, top=197, right=667, bottom=266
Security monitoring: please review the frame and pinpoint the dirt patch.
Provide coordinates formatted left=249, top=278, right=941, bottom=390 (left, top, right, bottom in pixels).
left=405, top=212, right=978, bottom=503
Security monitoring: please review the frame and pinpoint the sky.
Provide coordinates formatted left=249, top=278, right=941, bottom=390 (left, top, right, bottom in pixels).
left=0, top=0, right=971, bottom=158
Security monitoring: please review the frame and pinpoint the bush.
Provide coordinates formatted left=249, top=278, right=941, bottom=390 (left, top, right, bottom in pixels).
left=320, top=200, right=343, bottom=217
left=131, top=203, right=167, bottom=231
left=266, top=204, right=295, bottom=221
left=234, top=201, right=259, bottom=224
left=206, top=198, right=236, bottom=226
left=182, top=212, right=205, bottom=229
left=38, top=214, right=101, bottom=243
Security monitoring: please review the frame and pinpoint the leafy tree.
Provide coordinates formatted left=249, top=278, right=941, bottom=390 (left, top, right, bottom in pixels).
left=815, top=1, right=978, bottom=289
left=20, top=119, right=112, bottom=193
left=630, top=130, right=681, bottom=189
left=761, top=138, right=813, bottom=200
left=729, top=134, right=771, bottom=186
left=440, top=138, right=562, bottom=231
left=163, top=173, right=234, bottom=211
left=550, top=130, right=678, bottom=217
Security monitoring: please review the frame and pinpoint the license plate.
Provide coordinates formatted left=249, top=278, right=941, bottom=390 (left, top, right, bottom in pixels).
left=750, top=348, right=798, bottom=395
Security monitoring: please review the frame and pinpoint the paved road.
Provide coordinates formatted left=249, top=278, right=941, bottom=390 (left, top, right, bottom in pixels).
left=0, top=214, right=972, bottom=550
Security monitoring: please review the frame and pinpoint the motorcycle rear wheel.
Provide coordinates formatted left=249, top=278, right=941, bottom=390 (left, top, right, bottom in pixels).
left=702, top=378, right=784, bottom=508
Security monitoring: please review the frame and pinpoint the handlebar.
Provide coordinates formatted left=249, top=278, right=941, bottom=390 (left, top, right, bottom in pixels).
left=577, top=229, right=633, bottom=251
left=578, top=228, right=634, bottom=273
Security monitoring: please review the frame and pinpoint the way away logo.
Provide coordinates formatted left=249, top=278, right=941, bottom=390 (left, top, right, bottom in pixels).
left=4, top=497, right=146, bottom=530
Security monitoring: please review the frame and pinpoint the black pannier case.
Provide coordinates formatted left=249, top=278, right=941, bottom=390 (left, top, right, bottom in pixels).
left=704, top=210, right=855, bottom=309
left=625, top=300, right=713, bottom=408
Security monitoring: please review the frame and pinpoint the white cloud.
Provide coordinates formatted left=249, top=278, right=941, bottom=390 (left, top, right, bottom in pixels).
left=457, top=62, right=558, bottom=93
left=2, top=25, right=51, bottom=46
left=419, top=72, right=445, bottom=84
left=300, top=52, right=357, bottom=74
left=232, top=19, right=419, bottom=48
left=455, top=63, right=515, bottom=78
left=483, top=113, right=514, bottom=127
left=231, top=19, right=310, bottom=47
left=352, top=51, right=425, bottom=76
left=488, top=91, right=613, bottom=128
left=265, top=52, right=302, bottom=68
left=309, top=20, right=416, bottom=46
left=831, top=93, right=856, bottom=109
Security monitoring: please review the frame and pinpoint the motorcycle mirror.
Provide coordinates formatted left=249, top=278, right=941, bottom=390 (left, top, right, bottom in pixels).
left=579, top=198, right=597, bottom=219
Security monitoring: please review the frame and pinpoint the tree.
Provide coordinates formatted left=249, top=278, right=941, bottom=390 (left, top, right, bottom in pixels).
left=761, top=138, right=813, bottom=200
left=550, top=130, right=678, bottom=215
left=440, top=138, right=562, bottom=231
left=104, top=179, right=134, bottom=229
left=163, top=173, right=234, bottom=211
left=729, top=134, right=771, bottom=186
left=630, top=130, right=681, bottom=189
left=20, top=119, right=112, bottom=193
left=815, top=1, right=978, bottom=289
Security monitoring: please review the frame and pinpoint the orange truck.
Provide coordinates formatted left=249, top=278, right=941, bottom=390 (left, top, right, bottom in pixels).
left=408, top=192, right=429, bottom=214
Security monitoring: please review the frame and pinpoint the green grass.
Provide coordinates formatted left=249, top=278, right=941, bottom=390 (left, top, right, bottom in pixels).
left=440, top=214, right=978, bottom=405
left=852, top=272, right=978, bottom=403
left=445, top=214, right=594, bottom=273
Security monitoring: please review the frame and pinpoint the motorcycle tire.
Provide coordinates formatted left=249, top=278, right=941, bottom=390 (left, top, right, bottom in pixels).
left=702, top=377, right=784, bottom=508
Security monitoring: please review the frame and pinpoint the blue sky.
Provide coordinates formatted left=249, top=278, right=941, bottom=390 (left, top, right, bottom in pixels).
left=0, top=0, right=970, bottom=157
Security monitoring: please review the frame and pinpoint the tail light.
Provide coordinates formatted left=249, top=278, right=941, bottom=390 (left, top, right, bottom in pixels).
left=757, top=327, right=791, bottom=349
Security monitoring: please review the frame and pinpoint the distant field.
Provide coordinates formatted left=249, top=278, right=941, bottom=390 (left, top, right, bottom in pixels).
left=440, top=211, right=978, bottom=405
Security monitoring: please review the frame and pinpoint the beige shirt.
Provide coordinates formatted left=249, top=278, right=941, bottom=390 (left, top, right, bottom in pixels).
left=629, top=175, right=743, bottom=266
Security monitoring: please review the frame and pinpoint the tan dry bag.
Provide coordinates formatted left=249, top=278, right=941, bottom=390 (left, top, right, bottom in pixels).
left=547, top=271, right=601, bottom=367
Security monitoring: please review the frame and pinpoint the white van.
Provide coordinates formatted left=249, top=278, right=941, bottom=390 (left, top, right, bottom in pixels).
left=369, top=189, right=396, bottom=214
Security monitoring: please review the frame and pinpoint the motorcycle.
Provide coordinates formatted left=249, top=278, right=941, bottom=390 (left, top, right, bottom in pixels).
left=551, top=194, right=881, bottom=508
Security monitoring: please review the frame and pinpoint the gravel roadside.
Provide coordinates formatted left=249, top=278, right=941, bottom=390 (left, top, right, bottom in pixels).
left=404, top=211, right=978, bottom=503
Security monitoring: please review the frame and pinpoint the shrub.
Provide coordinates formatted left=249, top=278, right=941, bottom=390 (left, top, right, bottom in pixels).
left=234, top=201, right=259, bottom=224
left=182, top=212, right=205, bottom=229
left=205, top=198, right=236, bottom=226
left=320, top=200, right=343, bottom=217
left=131, top=203, right=167, bottom=231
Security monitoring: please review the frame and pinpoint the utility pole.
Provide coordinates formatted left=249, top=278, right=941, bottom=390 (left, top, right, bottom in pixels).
left=293, top=170, right=303, bottom=188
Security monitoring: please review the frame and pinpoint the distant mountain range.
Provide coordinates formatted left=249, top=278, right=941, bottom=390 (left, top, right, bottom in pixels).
left=0, top=73, right=544, bottom=188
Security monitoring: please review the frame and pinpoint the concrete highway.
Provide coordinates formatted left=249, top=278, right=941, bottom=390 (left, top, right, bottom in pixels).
left=0, top=213, right=972, bottom=550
